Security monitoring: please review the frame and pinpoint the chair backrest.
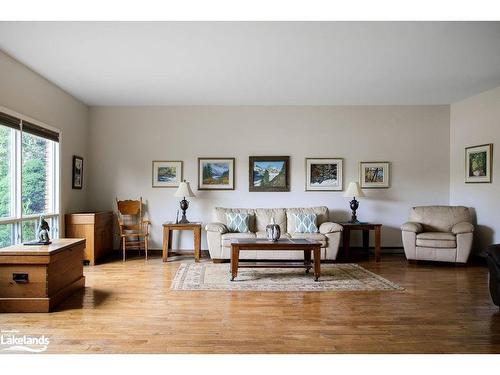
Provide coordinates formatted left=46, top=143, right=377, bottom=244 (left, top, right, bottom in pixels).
left=409, top=205, right=471, bottom=233
left=116, top=198, right=143, bottom=229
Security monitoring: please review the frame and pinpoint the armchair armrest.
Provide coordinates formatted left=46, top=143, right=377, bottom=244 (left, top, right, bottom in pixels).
left=205, top=222, right=228, bottom=234
left=319, top=222, right=343, bottom=234
left=401, top=221, right=423, bottom=233
left=452, top=222, right=474, bottom=234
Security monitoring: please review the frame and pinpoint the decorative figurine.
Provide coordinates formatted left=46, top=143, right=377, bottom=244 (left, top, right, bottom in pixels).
left=266, top=217, right=281, bottom=242
left=37, top=215, right=51, bottom=244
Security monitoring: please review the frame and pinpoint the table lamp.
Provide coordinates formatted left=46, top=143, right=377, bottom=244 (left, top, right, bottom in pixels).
left=174, top=180, right=196, bottom=224
left=343, top=182, right=365, bottom=223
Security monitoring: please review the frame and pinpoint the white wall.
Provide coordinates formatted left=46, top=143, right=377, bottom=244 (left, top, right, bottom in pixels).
left=88, top=106, right=450, bottom=250
left=450, top=86, right=500, bottom=254
left=0, top=50, right=89, bottom=220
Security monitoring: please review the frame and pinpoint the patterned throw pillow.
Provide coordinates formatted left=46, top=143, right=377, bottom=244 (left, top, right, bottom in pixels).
left=226, top=213, right=251, bottom=233
left=293, top=213, right=318, bottom=233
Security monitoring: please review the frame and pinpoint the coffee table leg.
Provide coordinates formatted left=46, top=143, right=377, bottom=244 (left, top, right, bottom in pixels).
left=231, top=245, right=239, bottom=281
left=313, top=247, right=321, bottom=281
left=304, top=250, right=312, bottom=273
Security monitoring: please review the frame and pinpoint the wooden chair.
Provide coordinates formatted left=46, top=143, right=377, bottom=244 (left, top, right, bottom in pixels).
left=116, top=197, right=150, bottom=261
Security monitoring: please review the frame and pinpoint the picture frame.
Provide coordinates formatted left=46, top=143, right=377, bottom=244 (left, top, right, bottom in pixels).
left=72, top=155, right=83, bottom=189
left=249, top=156, right=290, bottom=192
left=360, top=161, right=390, bottom=188
left=305, top=158, right=343, bottom=191
left=198, top=157, right=235, bottom=190
left=152, top=160, right=183, bottom=188
left=465, top=144, right=493, bottom=183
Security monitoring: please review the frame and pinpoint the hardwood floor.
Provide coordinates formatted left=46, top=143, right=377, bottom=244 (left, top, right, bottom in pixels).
left=1, top=253, right=499, bottom=353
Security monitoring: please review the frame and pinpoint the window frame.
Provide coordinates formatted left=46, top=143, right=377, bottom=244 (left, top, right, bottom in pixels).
left=0, top=106, right=61, bottom=246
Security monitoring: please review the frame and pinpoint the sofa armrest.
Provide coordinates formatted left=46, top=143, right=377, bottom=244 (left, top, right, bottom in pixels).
left=401, top=221, right=423, bottom=233
left=452, top=222, right=474, bottom=234
left=319, top=222, right=343, bottom=234
left=205, top=222, right=228, bottom=234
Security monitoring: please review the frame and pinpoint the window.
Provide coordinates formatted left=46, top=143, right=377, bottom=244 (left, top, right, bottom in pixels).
left=0, top=110, right=59, bottom=248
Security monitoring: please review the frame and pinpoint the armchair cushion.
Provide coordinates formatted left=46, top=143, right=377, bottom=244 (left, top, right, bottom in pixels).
left=416, top=232, right=456, bottom=248
left=451, top=222, right=474, bottom=234
left=205, top=222, right=228, bottom=234
left=319, top=222, right=343, bottom=234
left=401, top=221, right=423, bottom=233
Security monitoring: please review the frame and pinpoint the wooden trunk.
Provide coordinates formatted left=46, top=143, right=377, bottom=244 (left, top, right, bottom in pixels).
left=0, top=238, right=86, bottom=313
left=65, top=212, right=113, bottom=265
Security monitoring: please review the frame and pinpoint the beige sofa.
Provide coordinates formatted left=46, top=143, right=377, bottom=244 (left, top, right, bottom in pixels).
left=205, top=206, right=342, bottom=261
left=401, top=206, right=474, bottom=263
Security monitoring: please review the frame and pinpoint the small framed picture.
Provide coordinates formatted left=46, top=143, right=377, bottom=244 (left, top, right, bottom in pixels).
left=249, top=156, right=290, bottom=192
left=465, top=144, right=493, bottom=183
left=152, top=161, right=183, bottom=188
left=72, top=155, right=83, bottom=189
left=305, top=158, right=343, bottom=191
left=198, top=158, right=235, bottom=190
left=360, top=161, right=390, bottom=188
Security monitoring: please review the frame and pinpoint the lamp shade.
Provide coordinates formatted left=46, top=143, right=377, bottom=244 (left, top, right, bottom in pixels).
left=343, top=182, right=365, bottom=198
left=174, top=181, right=196, bottom=198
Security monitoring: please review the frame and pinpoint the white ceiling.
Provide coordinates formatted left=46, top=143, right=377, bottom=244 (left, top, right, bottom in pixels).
left=1, top=21, right=500, bottom=106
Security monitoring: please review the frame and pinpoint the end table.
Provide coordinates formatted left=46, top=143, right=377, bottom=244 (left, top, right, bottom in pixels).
left=162, top=222, right=202, bottom=262
left=340, top=222, right=382, bottom=262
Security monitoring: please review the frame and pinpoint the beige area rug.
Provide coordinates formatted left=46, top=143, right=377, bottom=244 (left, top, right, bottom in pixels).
left=171, top=263, right=404, bottom=291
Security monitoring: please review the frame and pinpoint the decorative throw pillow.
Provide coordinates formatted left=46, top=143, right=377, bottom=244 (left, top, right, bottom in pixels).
left=226, top=213, right=251, bottom=233
left=293, top=213, right=318, bottom=233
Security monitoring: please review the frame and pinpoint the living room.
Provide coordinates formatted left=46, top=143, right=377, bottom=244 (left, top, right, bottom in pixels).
left=1, top=1, right=500, bottom=372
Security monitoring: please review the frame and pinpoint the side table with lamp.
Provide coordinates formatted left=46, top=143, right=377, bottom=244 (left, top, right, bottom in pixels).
left=342, top=182, right=382, bottom=262
left=163, top=181, right=202, bottom=262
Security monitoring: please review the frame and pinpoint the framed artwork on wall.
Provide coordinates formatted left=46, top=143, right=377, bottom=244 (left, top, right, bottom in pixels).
left=360, top=161, right=390, bottom=188
left=72, top=155, right=83, bottom=189
left=305, top=158, right=343, bottom=191
left=249, top=156, right=290, bottom=192
left=198, top=157, right=235, bottom=190
left=465, top=144, right=493, bottom=183
left=152, top=160, right=183, bottom=188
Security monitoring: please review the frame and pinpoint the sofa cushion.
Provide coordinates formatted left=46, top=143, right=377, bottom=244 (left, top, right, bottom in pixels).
left=291, top=232, right=327, bottom=247
left=255, top=208, right=287, bottom=233
left=255, top=231, right=291, bottom=240
left=409, top=206, right=471, bottom=233
left=221, top=232, right=256, bottom=247
left=226, top=213, right=251, bottom=233
left=416, top=232, right=456, bottom=248
left=292, top=213, right=318, bottom=233
left=286, top=206, right=329, bottom=233
left=215, top=207, right=256, bottom=232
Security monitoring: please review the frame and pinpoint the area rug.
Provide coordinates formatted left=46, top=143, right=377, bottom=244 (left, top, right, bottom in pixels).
left=171, top=263, right=404, bottom=291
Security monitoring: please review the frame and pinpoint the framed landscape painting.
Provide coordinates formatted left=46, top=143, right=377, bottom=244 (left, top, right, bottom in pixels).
left=465, top=144, right=492, bottom=183
left=152, top=160, right=182, bottom=188
left=198, top=158, right=235, bottom=190
left=249, top=156, right=290, bottom=192
left=360, top=161, right=390, bottom=188
left=305, top=158, right=343, bottom=191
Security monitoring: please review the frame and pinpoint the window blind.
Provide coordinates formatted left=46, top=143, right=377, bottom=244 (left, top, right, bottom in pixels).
left=0, top=111, right=21, bottom=130
left=22, top=120, right=60, bottom=143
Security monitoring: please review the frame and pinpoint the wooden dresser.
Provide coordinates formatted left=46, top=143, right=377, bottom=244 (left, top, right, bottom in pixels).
left=0, top=238, right=86, bottom=313
left=65, top=212, right=113, bottom=265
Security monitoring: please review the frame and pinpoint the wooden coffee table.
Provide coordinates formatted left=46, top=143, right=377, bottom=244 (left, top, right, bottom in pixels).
left=230, top=238, right=322, bottom=281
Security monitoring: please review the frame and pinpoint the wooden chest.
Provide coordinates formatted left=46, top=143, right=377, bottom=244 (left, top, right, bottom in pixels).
left=0, top=238, right=86, bottom=313
left=65, top=212, right=113, bottom=265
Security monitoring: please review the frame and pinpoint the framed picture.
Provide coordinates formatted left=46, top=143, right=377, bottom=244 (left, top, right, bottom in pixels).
left=152, top=160, right=183, bottom=188
left=249, top=156, right=290, bottom=192
left=198, top=158, right=235, bottom=190
left=305, top=158, right=343, bottom=191
left=360, top=161, right=390, bottom=188
left=72, top=155, right=83, bottom=189
left=465, top=144, right=493, bottom=183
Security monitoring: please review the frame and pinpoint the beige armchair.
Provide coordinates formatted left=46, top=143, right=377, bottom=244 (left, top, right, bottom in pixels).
left=401, top=206, right=474, bottom=264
